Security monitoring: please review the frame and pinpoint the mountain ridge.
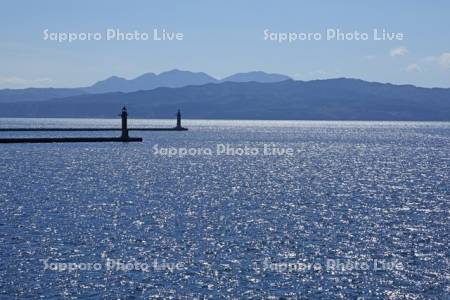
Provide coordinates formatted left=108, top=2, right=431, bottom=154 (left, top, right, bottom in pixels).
left=221, top=71, right=291, bottom=83
left=0, top=70, right=293, bottom=101
left=1, top=78, right=449, bottom=120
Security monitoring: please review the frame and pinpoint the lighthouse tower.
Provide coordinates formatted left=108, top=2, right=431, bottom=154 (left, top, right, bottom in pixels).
left=176, top=109, right=182, bottom=129
left=120, top=106, right=129, bottom=139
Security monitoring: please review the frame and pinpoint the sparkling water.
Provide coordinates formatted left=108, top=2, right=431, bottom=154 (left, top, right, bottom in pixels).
left=0, top=119, right=448, bottom=299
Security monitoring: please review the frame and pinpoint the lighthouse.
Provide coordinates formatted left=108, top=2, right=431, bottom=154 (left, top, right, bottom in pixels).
left=176, top=109, right=182, bottom=129
left=120, top=106, right=129, bottom=139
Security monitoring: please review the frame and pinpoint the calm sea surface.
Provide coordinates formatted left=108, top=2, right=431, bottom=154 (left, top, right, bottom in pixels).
left=0, top=119, right=449, bottom=299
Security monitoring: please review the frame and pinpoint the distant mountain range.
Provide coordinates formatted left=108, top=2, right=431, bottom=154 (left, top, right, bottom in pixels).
left=221, top=71, right=291, bottom=84
left=86, top=70, right=292, bottom=94
left=0, top=70, right=292, bottom=102
left=0, top=88, right=87, bottom=103
left=1, top=77, right=449, bottom=120
left=84, top=70, right=220, bottom=94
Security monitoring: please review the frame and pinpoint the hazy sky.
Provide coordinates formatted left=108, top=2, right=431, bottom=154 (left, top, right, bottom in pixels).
left=1, top=0, right=449, bottom=88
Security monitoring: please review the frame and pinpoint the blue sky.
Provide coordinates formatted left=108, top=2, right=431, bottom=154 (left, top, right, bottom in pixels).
left=0, top=0, right=449, bottom=88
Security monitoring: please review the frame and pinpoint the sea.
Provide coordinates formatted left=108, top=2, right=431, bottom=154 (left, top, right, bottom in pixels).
left=0, top=119, right=449, bottom=299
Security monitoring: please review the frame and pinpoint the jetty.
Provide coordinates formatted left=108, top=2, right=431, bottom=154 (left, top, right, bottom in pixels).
left=0, top=137, right=143, bottom=143
left=0, top=107, right=187, bottom=143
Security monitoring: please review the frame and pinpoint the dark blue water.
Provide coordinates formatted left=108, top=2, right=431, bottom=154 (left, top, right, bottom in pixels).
left=0, top=119, right=449, bottom=299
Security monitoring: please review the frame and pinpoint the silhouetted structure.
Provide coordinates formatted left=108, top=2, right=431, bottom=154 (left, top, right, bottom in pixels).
left=176, top=109, right=182, bottom=129
left=0, top=137, right=142, bottom=143
left=0, top=107, right=187, bottom=143
left=120, top=106, right=129, bottom=139
left=173, top=109, right=187, bottom=130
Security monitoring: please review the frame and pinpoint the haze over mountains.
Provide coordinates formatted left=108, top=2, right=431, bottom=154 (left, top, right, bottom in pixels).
left=1, top=76, right=450, bottom=120
left=0, top=88, right=88, bottom=103
left=0, top=70, right=292, bottom=103
left=221, top=71, right=291, bottom=84
left=85, top=70, right=219, bottom=94
left=86, top=70, right=293, bottom=93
